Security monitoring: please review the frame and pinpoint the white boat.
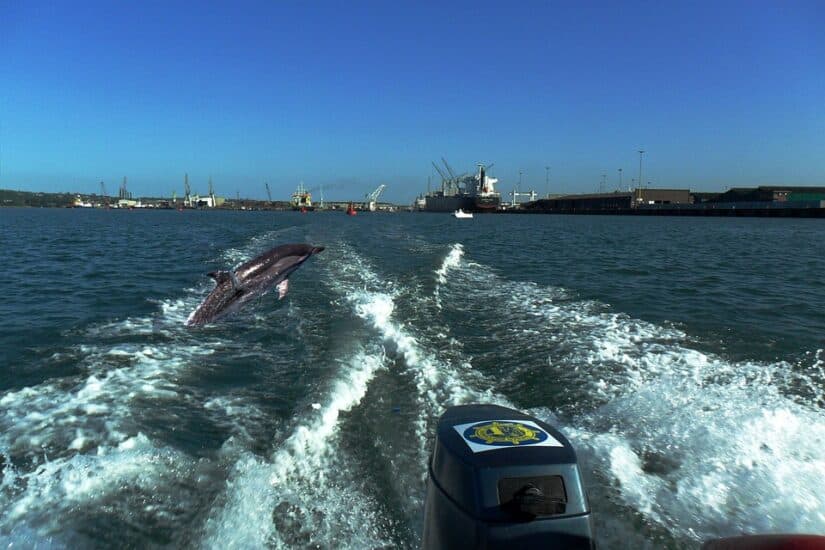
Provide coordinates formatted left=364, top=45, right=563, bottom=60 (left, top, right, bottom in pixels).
left=453, top=209, right=473, bottom=219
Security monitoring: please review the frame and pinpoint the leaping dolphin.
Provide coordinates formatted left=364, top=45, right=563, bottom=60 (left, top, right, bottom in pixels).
left=186, top=243, right=324, bottom=326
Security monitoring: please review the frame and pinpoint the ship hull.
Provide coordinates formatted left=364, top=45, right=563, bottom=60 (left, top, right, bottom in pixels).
left=424, top=194, right=500, bottom=212
left=473, top=195, right=500, bottom=211
left=424, top=195, right=473, bottom=212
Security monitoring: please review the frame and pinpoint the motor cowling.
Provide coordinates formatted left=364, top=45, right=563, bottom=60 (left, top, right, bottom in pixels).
left=422, top=404, right=594, bottom=549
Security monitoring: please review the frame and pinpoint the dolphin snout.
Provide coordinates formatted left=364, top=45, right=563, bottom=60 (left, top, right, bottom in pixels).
left=312, top=246, right=325, bottom=254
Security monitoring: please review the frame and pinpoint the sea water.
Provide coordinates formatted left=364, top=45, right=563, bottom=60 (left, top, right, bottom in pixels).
left=1, top=209, right=823, bottom=548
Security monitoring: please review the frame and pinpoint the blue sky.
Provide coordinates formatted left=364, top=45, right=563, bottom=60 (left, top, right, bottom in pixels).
left=1, top=0, right=823, bottom=202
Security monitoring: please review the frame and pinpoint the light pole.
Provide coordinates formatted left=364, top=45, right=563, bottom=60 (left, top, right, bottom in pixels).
left=618, top=168, right=623, bottom=191
left=515, top=169, right=523, bottom=207
left=638, top=149, right=645, bottom=192
left=545, top=166, right=550, bottom=198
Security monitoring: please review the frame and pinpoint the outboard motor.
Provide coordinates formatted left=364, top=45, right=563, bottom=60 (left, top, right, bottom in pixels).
left=423, top=404, right=594, bottom=549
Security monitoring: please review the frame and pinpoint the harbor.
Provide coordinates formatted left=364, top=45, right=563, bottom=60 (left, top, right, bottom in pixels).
left=0, top=178, right=398, bottom=212
left=2, top=152, right=824, bottom=219
left=4, top=1, right=825, bottom=547
left=414, top=158, right=825, bottom=218
left=5, top=182, right=825, bottom=218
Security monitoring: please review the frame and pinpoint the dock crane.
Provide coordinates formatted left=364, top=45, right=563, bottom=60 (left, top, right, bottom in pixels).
left=509, top=189, right=538, bottom=207
left=365, top=184, right=386, bottom=212
left=265, top=182, right=272, bottom=204
left=431, top=161, right=450, bottom=193
left=184, top=174, right=191, bottom=207
left=447, top=158, right=469, bottom=184
left=431, top=161, right=449, bottom=181
left=119, top=176, right=130, bottom=199
left=442, top=157, right=457, bottom=180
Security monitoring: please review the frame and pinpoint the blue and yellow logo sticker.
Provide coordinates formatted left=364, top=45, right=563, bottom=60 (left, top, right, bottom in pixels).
left=464, top=421, right=548, bottom=446
left=453, top=419, right=562, bottom=453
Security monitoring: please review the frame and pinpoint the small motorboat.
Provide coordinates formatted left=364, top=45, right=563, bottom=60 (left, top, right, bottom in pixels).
left=453, top=209, right=473, bottom=219
left=346, top=202, right=357, bottom=216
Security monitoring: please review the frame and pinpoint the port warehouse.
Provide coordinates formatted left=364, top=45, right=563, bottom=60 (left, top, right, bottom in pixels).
left=522, top=186, right=825, bottom=217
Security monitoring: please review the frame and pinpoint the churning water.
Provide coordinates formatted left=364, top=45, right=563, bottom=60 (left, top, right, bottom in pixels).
left=1, top=209, right=823, bottom=548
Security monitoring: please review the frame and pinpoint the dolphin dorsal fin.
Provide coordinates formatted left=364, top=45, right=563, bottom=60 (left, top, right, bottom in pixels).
left=208, top=271, right=232, bottom=284
left=207, top=270, right=244, bottom=291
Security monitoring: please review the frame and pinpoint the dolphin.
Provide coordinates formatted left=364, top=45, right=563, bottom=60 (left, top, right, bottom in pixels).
left=186, top=243, right=324, bottom=326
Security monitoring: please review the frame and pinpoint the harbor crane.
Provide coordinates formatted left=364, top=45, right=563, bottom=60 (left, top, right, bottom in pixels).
left=265, top=182, right=272, bottom=203
left=99, top=181, right=110, bottom=208
left=431, top=161, right=449, bottom=181
left=432, top=157, right=476, bottom=196
left=119, top=176, right=131, bottom=199
left=509, top=189, right=538, bottom=207
left=432, top=161, right=451, bottom=194
left=184, top=173, right=191, bottom=207
left=365, top=184, right=386, bottom=212
left=442, top=157, right=457, bottom=180
left=442, top=157, right=471, bottom=185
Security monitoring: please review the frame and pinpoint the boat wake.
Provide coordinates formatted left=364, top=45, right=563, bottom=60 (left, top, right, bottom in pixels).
left=0, top=298, right=218, bottom=547
left=202, top=243, right=514, bottom=547
left=202, top=349, right=393, bottom=549
left=3, top=230, right=822, bottom=549
left=433, top=244, right=825, bottom=544
left=0, top=231, right=307, bottom=547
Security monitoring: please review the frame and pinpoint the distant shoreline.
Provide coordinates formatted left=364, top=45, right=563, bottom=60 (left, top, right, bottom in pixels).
left=0, top=189, right=397, bottom=211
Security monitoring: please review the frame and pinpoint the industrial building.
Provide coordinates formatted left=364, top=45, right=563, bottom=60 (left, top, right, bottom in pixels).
left=522, top=185, right=825, bottom=217
left=525, top=188, right=691, bottom=212
left=701, top=186, right=825, bottom=203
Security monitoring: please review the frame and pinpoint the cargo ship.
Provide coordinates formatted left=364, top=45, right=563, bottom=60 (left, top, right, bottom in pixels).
left=424, top=163, right=500, bottom=212
left=291, top=182, right=315, bottom=211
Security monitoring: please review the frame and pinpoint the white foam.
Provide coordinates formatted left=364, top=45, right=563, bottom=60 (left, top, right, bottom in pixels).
left=435, top=250, right=825, bottom=542
left=0, top=299, right=217, bottom=535
left=565, top=352, right=825, bottom=540
left=203, top=350, right=390, bottom=549
left=435, top=243, right=464, bottom=285
left=0, top=230, right=309, bottom=543
left=1, top=343, right=212, bottom=457
left=471, top=271, right=825, bottom=540
left=1, top=433, right=193, bottom=528
left=433, top=243, right=464, bottom=309
left=327, top=247, right=510, bottom=497
left=203, top=396, right=269, bottom=445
